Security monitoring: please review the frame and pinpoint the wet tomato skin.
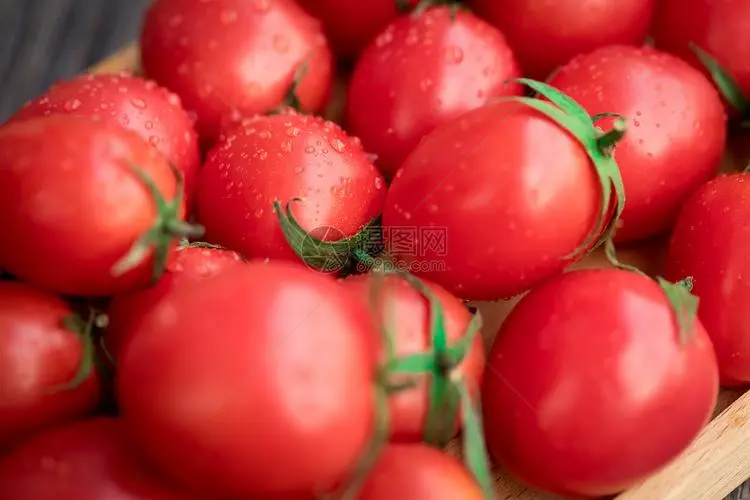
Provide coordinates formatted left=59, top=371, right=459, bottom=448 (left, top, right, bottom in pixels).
left=118, top=261, right=377, bottom=498
left=382, top=100, right=600, bottom=301
left=482, top=269, right=719, bottom=497
left=0, top=282, right=100, bottom=450
left=140, top=0, right=334, bottom=144
left=0, top=116, right=181, bottom=297
left=346, top=6, right=522, bottom=177
left=548, top=45, right=726, bottom=242
left=665, top=173, right=750, bottom=386
left=342, top=273, right=485, bottom=442
left=104, top=245, right=246, bottom=361
left=197, top=111, right=386, bottom=263
left=9, top=73, right=201, bottom=210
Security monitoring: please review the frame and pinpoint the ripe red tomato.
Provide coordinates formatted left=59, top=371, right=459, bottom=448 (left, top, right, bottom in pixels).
left=0, top=282, right=100, bottom=450
left=342, top=273, right=485, bottom=443
left=296, top=0, right=419, bottom=60
left=468, top=0, right=655, bottom=79
left=358, top=444, right=484, bottom=499
left=548, top=45, right=727, bottom=242
left=118, top=260, right=378, bottom=498
left=346, top=6, right=522, bottom=177
left=665, top=173, right=750, bottom=386
left=0, top=116, right=190, bottom=297
left=0, top=418, right=193, bottom=499
left=9, top=73, right=201, bottom=210
left=197, top=111, right=386, bottom=266
left=140, top=0, right=334, bottom=143
left=104, top=244, right=246, bottom=361
left=482, top=268, right=719, bottom=497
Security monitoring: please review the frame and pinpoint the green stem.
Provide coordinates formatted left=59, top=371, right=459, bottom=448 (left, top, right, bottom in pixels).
left=690, top=43, right=750, bottom=116
left=47, top=310, right=96, bottom=394
left=269, top=61, right=309, bottom=114
left=394, top=0, right=412, bottom=12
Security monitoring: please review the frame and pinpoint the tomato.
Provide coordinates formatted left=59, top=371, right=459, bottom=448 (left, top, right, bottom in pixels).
left=117, top=260, right=377, bottom=498
left=0, top=282, right=100, bottom=450
left=8, top=73, right=201, bottom=210
left=665, top=173, right=750, bottom=386
left=296, top=0, right=419, bottom=60
left=0, top=418, right=193, bottom=499
left=197, top=111, right=386, bottom=266
left=0, top=116, right=192, bottom=297
left=482, top=268, right=719, bottom=497
left=104, top=244, right=246, bottom=361
left=358, top=444, right=483, bottom=499
left=342, top=273, right=484, bottom=442
left=140, top=0, right=334, bottom=144
left=468, top=0, right=654, bottom=79
left=345, top=6, right=522, bottom=177
left=548, top=45, right=727, bottom=242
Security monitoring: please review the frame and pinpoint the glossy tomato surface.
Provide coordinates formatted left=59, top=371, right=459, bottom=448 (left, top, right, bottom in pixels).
left=118, top=260, right=377, bottom=498
left=0, top=418, right=192, bottom=500
left=346, top=6, right=522, bottom=177
left=105, top=244, right=246, bottom=360
left=469, top=0, right=654, bottom=79
left=482, top=269, right=719, bottom=497
left=198, top=111, right=386, bottom=263
left=140, top=0, right=334, bottom=143
left=9, top=73, right=201, bottom=209
left=666, top=173, right=750, bottom=386
left=549, top=45, right=726, bottom=242
left=0, top=116, right=182, bottom=297
left=0, top=282, right=100, bottom=450
left=342, top=273, right=484, bottom=442
left=382, top=100, right=600, bottom=301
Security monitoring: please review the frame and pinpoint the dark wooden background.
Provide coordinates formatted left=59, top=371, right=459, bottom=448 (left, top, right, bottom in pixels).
left=0, top=0, right=747, bottom=498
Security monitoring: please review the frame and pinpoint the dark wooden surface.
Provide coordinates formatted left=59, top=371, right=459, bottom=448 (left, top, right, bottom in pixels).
left=0, top=0, right=748, bottom=498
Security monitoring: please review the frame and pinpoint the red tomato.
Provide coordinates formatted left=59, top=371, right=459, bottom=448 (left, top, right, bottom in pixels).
left=118, top=260, right=377, bottom=498
left=665, top=173, right=750, bottom=386
left=197, top=111, right=386, bottom=265
left=296, top=0, right=419, bottom=60
left=482, top=269, right=719, bottom=497
left=0, top=282, right=100, bottom=450
left=342, top=273, right=485, bottom=442
left=140, top=0, right=334, bottom=143
left=9, top=73, right=201, bottom=210
left=0, top=116, right=188, bottom=297
left=652, top=0, right=750, bottom=111
left=346, top=6, right=522, bottom=177
left=104, top=244, right=246, bottom=361
left=358, top=444, right=484, bottom=499
left=548, top=45, right=727, bottom=242
left=468, top=0, right=655, bottom=79
left=381, top=100, right=602, bottom=301
left=0, top=418, right=192, bottom=499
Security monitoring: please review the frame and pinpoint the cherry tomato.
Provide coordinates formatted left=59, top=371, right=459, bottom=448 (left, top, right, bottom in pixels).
left=346, top=6, right=522, bottom=177
left=0, top=418, right=193, bottom=499
left=468, top=0, right=655, bottom=79
left=358, top=444, right=484, bottom=499
left=9, top=73, right=201, bottom=210
left=197, top=111, right=386, bottom=264
left=381, top=100, right=602, bottom=301
left=140, top=0, right=334, bottom=143
left=482, top=268, right=719, bottom=497
left=104, top=244, right=246, bottom=361
left=0, top=282, right=100, bottom=450
left=548, top=45, right=727, bottom=242
left=118, top=260, right=377, bottom=498
left=665, top=173, right=750, bottom=386
left=342, top=273, right=484, bottom=442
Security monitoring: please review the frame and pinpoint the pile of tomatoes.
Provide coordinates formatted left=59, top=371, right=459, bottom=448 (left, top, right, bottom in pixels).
left=1, top=0, right=750, bottom=498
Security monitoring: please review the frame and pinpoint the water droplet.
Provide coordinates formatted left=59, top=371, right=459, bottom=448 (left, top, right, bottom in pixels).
left=304, top=145, right=316, bottom=153
left=255, top=208, right=264, bottom=218
left=259, top=150, right=268, bottom=160
left=427, top=204, right=438, bottom=214
left=258, top=130, right=272, bottom=139
left=375, top=29, right=394, bottom=48
left=403, top=212, right=412, bottom=220
left=445, top=46, right=464, bottom=64
left=144, top=121, right=154, bottom=130
left=63, top=99, right=82, bottom=111
left=294, top=166, right=304, bottom=174
left=374, top=177, right=384, bottom=190
left=149, top=136, right=160, bottom=147
left=131, top=98, right=147, bottom=109
left=118, top=86, right=128, bottom=94
left=330, top=138, right=345, bottom=153
left=281, top=140, right=293, bottom=152
left=286, top=127, right=301, bottom=137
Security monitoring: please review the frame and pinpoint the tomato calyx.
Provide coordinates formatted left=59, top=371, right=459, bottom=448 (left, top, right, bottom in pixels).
left=269, top=62, right=309, bottom=115
left=412, top=0, right=465, bottom=18
left=690, top=43, right=750, bottom=123
left=273, top=199, right=382, bottom=275
left=502, top=79, right=626, bottom=259
left=112, top=163, right=205, bottom=283
left=46, top=308, right=103, bottom=393
left=395, top=0, right=414, bottom=12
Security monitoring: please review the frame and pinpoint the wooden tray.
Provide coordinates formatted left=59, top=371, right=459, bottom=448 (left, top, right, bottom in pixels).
left=89, top=44, right=750, bottom=500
